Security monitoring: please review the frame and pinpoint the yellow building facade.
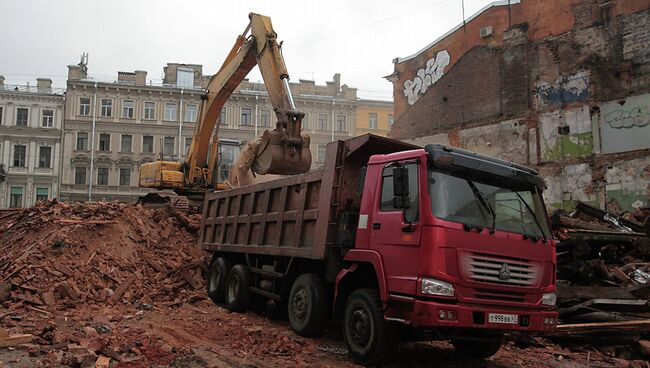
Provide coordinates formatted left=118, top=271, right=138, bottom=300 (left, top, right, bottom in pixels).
left=356, top=99, right=394, bottom=137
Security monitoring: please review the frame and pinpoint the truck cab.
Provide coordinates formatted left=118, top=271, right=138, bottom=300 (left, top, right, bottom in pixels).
left=339, top=144, right=557, bottom=361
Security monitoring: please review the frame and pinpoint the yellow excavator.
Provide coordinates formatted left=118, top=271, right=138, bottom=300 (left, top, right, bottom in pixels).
left=139, top=13, right=311, bottom=209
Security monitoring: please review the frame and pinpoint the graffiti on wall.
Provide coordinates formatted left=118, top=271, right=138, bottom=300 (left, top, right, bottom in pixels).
left=605, top=106, right=650, bottom=129
left=403, top=50, right=450, bottom=106
left=535, top=71, right=589, bottom=107
left=600, top=93, right=650, bottom=154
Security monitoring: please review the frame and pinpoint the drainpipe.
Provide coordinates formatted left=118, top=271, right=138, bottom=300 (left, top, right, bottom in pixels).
left=254, top=94, right=259, bottom=137
left=178, top=89, right=184, bottom=158
left=331, top=100, right=335, bottom=142
left=88, top=82, right=97, bottom=202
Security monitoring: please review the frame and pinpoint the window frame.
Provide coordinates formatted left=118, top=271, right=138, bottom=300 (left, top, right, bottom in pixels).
left=336, top=115, right=347, bottom=132
left=76, top=132, right=89, bottom=151
left=9, top=186, right=23, bottom=208
left=368, top=113, right=378, bottom=130
left=142, top=135, right=154, bottom=153
left=42, top=109, right=54, bottom=127
left=97, top=167, right=109, bottom=186
left=13, top=144, right=26, bottom=167
left=163, top=136, right=175, bottom=156
left=74, top=166, right=87, bottom=185
left=379, top=162, right=420, bottom=223
left=120, top=134, right=133, bottom=153
left=16, top=107, right=28, bottom=126
left=240, top=107, right=252, bottom=126
left=35, top=187, right=49, bottom=202
left=184, top=104, right=198, bottom=122
left=100, top=99, right=113, bottom=117
left=260, top=109, right=271, bottom=127
left=317, top=113, right=328, bottom=131
left=219, top=108, right=227, bottom=125
left=122, top=100, right=135, bottom=119
left=98, top=133, right=111, bottom=152
left=164, top=102, right=177, bottom=122
left=38, top=146, right=52, bottom=168
left=79, top=97, right=91, bottom=116
left=143, top=101, right=156, bottom=120
left=119, top=168, right=131, bottom=186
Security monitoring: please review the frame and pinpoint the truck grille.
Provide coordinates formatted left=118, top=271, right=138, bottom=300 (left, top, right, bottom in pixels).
left=465, top=252, right=538, bottom=287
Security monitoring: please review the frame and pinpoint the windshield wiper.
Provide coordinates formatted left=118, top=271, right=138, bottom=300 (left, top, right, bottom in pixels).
left=513, top=191, right=547, bottom=241
left=466, top=179, right=496, bottom=234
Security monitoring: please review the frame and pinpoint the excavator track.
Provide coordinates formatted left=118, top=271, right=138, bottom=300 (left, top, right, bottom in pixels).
left=137, top=192, right=190, bottom=212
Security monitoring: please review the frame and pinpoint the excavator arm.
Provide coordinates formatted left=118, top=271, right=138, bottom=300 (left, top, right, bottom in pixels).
left=139, top=13, right=311, bottom=193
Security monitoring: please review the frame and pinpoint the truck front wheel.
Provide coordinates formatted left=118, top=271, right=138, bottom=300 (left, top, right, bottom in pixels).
left=343, top=289, right=392, bottom=364
left=288, top=273, right=326, bottom=336
left=207, top=257, right=231, bottom=303
left=451, top=335, right=503, bottom=359
left=225, top=264, right=251, bottom=312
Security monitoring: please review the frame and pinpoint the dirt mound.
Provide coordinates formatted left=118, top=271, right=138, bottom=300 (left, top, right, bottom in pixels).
left=0, top=200, right=207, bottom=310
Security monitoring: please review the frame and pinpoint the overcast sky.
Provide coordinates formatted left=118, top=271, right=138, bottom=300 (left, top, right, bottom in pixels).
left=0, top=0, right=497, bottom=100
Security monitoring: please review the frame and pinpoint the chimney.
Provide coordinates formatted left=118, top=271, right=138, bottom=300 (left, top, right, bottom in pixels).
left=68, top=65, right=81, bottom=81
left=0, top=75, right=4, bottom=90
left=117, top=71, right=136, bottom=84
left=37, top=78, right=52, bottom=93
left=135, top=70, right=147, bottom=86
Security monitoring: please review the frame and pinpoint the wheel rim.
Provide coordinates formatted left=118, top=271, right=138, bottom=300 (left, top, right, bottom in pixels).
left=227, top=275, right=239, bottom=303
left=291, top=288, right=309, bottom=322
left=209, top=266, right=220, bottom=293
left=349, top=306, right=372, bottom=349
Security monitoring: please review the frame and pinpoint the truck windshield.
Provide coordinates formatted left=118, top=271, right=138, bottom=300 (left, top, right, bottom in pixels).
left=428, top=168, right=552, bottom=239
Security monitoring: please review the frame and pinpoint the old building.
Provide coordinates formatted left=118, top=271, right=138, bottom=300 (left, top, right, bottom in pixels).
left=0, top=76, right=65, bottom=208
left=60, top=59, right=358, bottom=203
left=356, top=99, right=394, bottom=137
left=387, top=0, right=650, bottom=211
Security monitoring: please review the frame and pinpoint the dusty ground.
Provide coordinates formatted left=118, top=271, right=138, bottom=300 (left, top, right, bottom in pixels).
left=1, top=299, right=648, bottom=368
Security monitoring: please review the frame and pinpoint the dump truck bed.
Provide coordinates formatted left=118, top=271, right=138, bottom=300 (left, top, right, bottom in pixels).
left=198, top=134, right=418, bottom=260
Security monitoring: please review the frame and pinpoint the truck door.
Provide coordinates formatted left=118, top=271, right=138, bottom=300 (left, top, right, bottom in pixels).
left=369, top=161, right=422, bottom=296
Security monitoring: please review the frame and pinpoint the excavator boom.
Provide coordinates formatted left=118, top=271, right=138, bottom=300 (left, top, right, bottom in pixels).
left=139, top=13, right=311, bottom=195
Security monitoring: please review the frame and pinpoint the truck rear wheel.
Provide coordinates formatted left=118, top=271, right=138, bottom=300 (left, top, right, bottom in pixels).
left=207, top=257, right=231, bottom=303
left=451, top=336, right=503, bottom=359
left=225, top=264, right=251, bottom=312
left=343, top=289, right=392, bottom=364
left=288, top=273, right=327, bottom=337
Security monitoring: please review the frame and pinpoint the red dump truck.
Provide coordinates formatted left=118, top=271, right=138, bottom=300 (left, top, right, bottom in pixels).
left=199, top=134, right=557, bottom=363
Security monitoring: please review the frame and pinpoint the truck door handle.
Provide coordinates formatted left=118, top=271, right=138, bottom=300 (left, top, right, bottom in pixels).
left=373, top=223, right=381, bottom=230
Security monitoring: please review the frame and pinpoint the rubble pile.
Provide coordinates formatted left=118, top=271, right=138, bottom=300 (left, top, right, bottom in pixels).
left=0, top=199, right=206, bottom=311
left=550, top=202, right=650, bottom=342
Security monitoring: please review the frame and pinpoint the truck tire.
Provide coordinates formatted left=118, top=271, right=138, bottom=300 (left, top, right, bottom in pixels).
left=207, top=257, right=231, bottom=304
left=451, top=336, right=503, bottom=359
left=225, top=264, right=251, bottom=312
left=288, top=273, right=327, bottom=337
left=343, top=289, right=392, bottom=364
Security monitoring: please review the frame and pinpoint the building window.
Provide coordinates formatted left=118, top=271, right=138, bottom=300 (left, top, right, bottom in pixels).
left=36, top=187, right=48, bottom=202
left=0, top=106, right=3, bottom=125
left=317, top=145, right=326, bottom=163
left=79, top=97, right=91, bottom=116
left=220, top=108, right=227, bottom=125
left=16, top=108, right=28, bottom=126
left=76, top=132, right=89, bottom=150
left=260, top=110, right=271, bottom=127
left=119, top=168, right=131, bottom=186
left=13, top=145, right=26, bottom=167
left=74, top=167, right=87, bottom=185
left=185, top=137, right=192, bottom=155
left=368, top=113, right=377, bottom=129
left=240, top=107, right=252, bottom=126
left=317, top=113, right=328, bottom=131
left=185, top=104, right=198, bottom=122
left=163, top=137, right=175, bottom=156
left=38, top=146, right=52, bottom=168
left=10, top=187, right=23, bottom=208
left=143, top=135, right=154, bottom=153
left=388, top=114, right=394, bottom=128
left=177, top=68, right=194, bottom=88
left=302, top=113, right=309, bottom=130
left=99, top=133, right=110, bottom=151
left=336, top=115, right=347, bottom=132
left=144, top=101, right=156, bottom=120
left=121, top=134, right=132, bottom=153
left=122, top=100, right=134, bottom=118
left=97, top=167, right=109, bottom=186
left=164, top=103, right=177, bottom=121
left=42, top=109, right=54, bottom=127
left=101, top=99, right=112, bottom=117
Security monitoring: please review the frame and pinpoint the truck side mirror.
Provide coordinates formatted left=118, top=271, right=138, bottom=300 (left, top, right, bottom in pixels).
left=392, top=166, right=410, bottom=209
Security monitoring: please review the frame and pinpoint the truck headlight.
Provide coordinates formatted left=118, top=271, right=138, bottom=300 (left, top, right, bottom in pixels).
left=542, top=293, right=556, bottom=306
left=421, top=278, right=454, bottom=297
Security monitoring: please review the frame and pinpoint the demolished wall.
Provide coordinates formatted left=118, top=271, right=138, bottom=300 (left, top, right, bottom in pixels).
left=389, top=0, right=650, bottom=211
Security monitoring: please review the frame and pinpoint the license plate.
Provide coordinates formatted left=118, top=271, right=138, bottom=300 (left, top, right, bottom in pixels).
left=488, top=313, right=518, bottom=325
